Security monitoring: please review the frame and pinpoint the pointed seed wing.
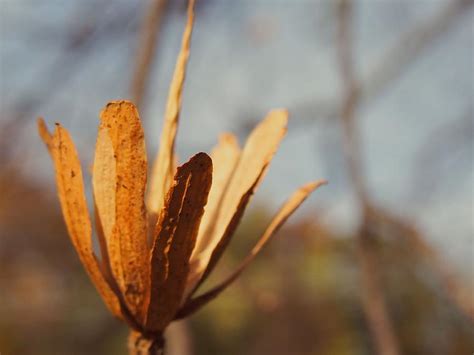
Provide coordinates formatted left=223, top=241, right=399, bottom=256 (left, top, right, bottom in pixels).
left=37, top=117, right=53, bottom=154
left=44, top=123, right=122, bottom=319
left=192, top=133, right=240, bottom=256
left=93, top=125, right=116, bottom=245
left=147, top=0, right=195, bottom=214
left=145, top=152, right=212, bottom=332
left=99, top=100, right=149, bottom=320
left=188, top=110, right=288, bottom=294
left=176, top=180, right=326, bottom=318
left=185, top=134, right=240, bottom=298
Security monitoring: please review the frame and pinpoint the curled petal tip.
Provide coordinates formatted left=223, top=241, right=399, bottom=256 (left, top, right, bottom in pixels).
left=304, top=179, right=328, bottom=191
left=269, top=108, right=289, bottom=122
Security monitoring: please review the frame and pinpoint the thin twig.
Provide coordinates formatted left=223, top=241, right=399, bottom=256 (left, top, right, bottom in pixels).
left=336, top=0, right=369, bottom=208
left=362, top=0, right=474, bottom=101
left=238, top=0, right=474, bottom=132
left=409, top=108, right=473, bottom=207
left=336, top=1, right=401, bottom=354
left=356, top=226, right=401, bottom=355
left=130, top=0, right=168, bottom=110
left=367, top=208, right=474, bottom=322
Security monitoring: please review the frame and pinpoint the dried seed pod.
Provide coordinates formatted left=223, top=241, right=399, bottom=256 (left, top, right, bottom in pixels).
left=38, top=0, right=325, bottom=353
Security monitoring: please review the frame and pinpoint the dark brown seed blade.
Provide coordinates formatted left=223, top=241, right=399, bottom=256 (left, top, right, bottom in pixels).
left=145, top=152, right=212, bottom=332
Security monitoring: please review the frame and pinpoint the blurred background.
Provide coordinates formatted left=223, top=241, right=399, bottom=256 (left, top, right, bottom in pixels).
left=0, top=0, right=473, bottom=354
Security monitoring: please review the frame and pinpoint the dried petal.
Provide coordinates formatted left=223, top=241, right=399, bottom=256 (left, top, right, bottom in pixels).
left=147, top=0, right=195, bottom=214
left=177, top=180, right=326, bottom=318
left=93, top=125, right=116, bottom=246
left=92, top=126, right=118, bottom=290
left=99, top=100, right=149, bottom=319
left=145, top=152, right=212, bottom=332
left=185, top=134, right=240, bottom=296
left=189, top=110, right=288, bottom=295
left=42, top=123, right=122, bottom=319
left=37, top=117, right=53, bottom=154
left=93, top=200, right=113, bottom=281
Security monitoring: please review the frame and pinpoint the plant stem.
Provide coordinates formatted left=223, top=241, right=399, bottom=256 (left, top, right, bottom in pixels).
left=128, top=331, right=165, bottom=355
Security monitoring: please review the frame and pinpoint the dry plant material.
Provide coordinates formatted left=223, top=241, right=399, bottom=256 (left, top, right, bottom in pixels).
left=38, top=0, right=325, bottom=351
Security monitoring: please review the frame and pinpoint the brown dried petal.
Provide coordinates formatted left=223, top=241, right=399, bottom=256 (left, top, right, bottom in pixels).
left=93, top=125, right=116, bottom=246
left=99, top=100, right=149, bottom=320
left=189, top=110, right=288, bottom=294
left=147, top=0, right=195, bottom=214
left=37, top=117, right=53, bottom=154
left=176, top=180, right=326, bottom=318
left=185, top=134, right=240, bottom=296
left=145, top=152, right=212, bottom=332
left=41, top=123, right=122, bottom=319
left=193, top=133, right=240, bottom=255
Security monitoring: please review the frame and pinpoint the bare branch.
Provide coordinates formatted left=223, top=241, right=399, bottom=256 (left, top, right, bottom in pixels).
left=336, top=0, right=369, bottom=207
left=243, top=0, right=474, bottom=130
left=408, top=108, right=473, bottom=206
left=356, top=227, right=401, bottom=355
left=130, top=0, right=168, bottom=110
left=362, top=0, right=474, bottom=101
left=367, top=208, right=474, bottom=322
left=336, top=2, right=401, bottom=354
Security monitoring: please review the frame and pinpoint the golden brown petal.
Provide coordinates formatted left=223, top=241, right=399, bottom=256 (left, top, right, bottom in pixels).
left=193, top=133, right=240, bottom=255
left=37, top=117, right=53, bottom=154
left=92, top=126, right=118, bottom=292
left=185, top=134, right=241, bottom=296
left=93, top=125, right=116, bottom=247
left=176, top=180, right=326, bottom=318
left=147, top=0, right=195, bottom=214
left=188, top=109, right=288, bottom=295
left=45, top=123, right=122, bottom=319
left=145, top=152, right=212, bottom=332
left=99, top=100, right=149, bottom=320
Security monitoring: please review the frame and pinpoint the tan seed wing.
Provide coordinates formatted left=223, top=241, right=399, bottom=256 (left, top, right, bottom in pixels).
left=93, top=200, right=114, bottom=281
left=92, top=127, right=118, bottom=288
left=37, top=118, right=53, bottom=154
left=99, top=100, right=149, bottom=320
left=184, top=133, right=240, bottom=299
left=192, top=134, right=240, bottom=256
left=147, top=0, right=195, bottom=214
left=41, top=123, right=122, bottom=319
left=189, top=110, right=288, bottom=294
left=93, top=125, right=116, bottom=246
left=145, top=152, right=212, bottom=332
left=184, top=133, right=241, bottom=297
left=176, top=180, right=326, bottom=318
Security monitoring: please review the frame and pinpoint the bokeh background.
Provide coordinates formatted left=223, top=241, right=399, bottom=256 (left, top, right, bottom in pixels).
left=1, top=0, right=473, bottom=354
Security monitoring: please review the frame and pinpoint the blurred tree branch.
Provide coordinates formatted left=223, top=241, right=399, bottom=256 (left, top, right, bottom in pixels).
left=130, top=0, right=168, bottom=109
left=335, top=0, right=474, bottom=331
left=288, top=0, right=474, bottom=127
left=367, top=208, right=474, bottom=321
left=336, top=2, right=401, bottom=354
left=4, top=2, right=139, bottom=124
left=361, top=0, right=474, bottom=102
left=409, top=107, right=473, bottom=207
